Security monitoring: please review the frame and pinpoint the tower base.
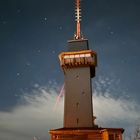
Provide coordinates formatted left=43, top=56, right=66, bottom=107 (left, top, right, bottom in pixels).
left=49, top=127, right=124, bottom=140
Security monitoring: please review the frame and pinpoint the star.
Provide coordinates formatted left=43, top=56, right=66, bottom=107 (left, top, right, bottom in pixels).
left=16, top=73, right=21, bottom=76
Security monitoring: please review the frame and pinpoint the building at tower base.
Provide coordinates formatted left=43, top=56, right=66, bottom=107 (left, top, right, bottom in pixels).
left=50, top=128, right=124, bottom=140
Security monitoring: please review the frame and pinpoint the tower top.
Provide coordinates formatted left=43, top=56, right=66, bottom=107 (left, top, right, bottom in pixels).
left=74, top=0, right=82, bottom=40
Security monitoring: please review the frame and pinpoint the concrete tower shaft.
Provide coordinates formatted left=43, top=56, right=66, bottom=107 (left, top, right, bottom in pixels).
left=59, top=39, right=97, bottom=128
left=64, top=66, right=94, bottom=128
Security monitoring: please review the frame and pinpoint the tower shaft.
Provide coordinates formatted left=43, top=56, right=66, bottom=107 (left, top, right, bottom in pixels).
left=59, top=39, right=97, bottom=128
left=64, top=67, right=93, bottom=127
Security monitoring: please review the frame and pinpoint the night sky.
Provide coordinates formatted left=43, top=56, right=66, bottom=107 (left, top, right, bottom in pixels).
left=0, top=0, right=140, bottom=140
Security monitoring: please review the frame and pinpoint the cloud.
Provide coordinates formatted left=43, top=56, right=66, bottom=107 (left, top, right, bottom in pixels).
left=94, top=93, right=140, bottom=126
left=0, top=86, right=63, bottom=140
left=0, top=84, right=139, bottom=140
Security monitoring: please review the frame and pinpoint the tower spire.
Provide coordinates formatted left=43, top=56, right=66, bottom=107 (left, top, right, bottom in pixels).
left=75, top=0, right=82, bottom=39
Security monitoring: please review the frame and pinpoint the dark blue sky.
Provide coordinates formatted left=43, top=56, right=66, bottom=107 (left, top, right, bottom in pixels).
left=0, top=0, right=140, bottom=111
left=0, top=0, right=140, bottom=139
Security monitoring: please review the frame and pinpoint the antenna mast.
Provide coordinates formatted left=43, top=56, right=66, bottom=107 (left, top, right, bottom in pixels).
left=75, top=0, right=82, bottom=39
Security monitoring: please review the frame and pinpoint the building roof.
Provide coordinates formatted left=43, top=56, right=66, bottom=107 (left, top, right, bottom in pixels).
left=49, top=127, right=124, bottom=133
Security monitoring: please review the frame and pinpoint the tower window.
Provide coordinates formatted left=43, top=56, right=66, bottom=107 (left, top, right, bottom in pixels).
left=109, top=134, right=114, bottom=140
left=76, top=75, right=79, bottom=79
left=76, top=102, right=79, bottom=108
left=109, top=133, right=120, bottom=140
left=115, top=134, right=120, bottom=140
left=76, top=118, right=79, bottom=125
left=82, top=91, right=85, bottom=95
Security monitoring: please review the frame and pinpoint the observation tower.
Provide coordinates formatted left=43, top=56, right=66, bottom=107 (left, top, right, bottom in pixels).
left=49, top=0, right=124, bottom=140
